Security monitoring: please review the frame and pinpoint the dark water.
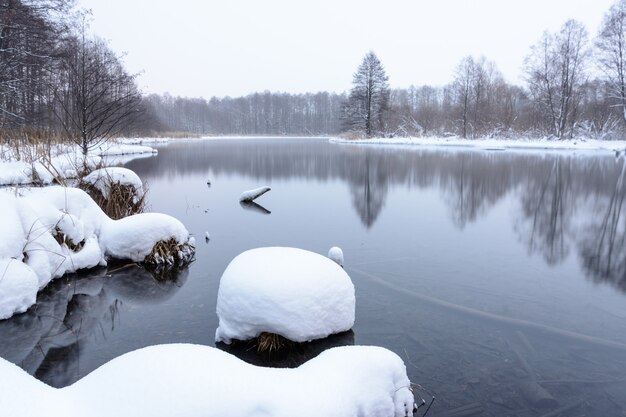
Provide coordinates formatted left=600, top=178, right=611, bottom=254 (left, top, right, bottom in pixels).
left=2, top=138, right=626, bottom=416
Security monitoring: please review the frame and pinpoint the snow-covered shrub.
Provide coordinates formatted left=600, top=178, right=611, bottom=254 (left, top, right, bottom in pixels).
left=0, top=187, right=195, bottom=319
left=80, top=167, right=146, bottom=219
left=215, top=247, right=355, bottom=349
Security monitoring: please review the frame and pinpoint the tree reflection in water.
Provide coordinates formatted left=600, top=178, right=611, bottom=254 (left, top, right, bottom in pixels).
left=349, top=153, right=388, bottom=228
left=579, top=160, right=626, bottom=292
left=517, top=158, right=574, bottom=265
left=0, top=265, right=188, bottom=388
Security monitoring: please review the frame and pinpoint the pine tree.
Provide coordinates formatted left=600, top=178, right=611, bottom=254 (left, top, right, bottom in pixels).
left=345, top=51, right=390, bottom=137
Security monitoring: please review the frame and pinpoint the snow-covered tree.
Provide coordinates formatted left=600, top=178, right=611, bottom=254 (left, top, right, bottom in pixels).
left=345, top=51, right=390, bottom=137
left=596, top=0, right=626, bottom=127
left=524, top=20, right=589, bottom=139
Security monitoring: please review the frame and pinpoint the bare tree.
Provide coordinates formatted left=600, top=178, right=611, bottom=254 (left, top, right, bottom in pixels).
left=525, top=20, right=589, bottom=139
left=54, top=19, right=141, bottom=156
left=344, top=51, right=390, bottom=137
left=596, top=0, right=626, bottom=127
left=0, top=0, right=73, bottom=131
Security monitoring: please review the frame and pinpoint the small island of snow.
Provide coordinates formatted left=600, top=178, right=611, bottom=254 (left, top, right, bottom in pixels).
left=215, top=247, right=355, bottom=344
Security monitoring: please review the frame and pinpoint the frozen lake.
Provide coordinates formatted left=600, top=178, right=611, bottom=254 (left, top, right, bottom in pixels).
left=2, top=138, right=626, bottom=416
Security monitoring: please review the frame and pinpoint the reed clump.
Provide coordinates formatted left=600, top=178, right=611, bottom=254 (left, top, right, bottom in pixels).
left=81, top=181, right=146, bottom=220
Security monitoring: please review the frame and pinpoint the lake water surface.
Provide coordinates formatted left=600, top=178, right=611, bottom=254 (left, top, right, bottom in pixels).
left=2, top=138, right=626, bottom=416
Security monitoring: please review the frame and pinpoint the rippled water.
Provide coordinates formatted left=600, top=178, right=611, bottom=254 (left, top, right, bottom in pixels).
left=2, top=138, right=626, bottom=416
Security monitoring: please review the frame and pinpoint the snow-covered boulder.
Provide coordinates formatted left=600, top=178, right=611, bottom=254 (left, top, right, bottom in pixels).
left=215, top=247, right=355, bottom=344
left=0, top=344, right=415, bottom=417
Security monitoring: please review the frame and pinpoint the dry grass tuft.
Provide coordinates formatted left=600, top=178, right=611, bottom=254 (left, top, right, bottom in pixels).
left=144, top=238, right=195, bottom=269
left=256, top=332, right=294, bottom=353
left=81, top=182, right=146, bottom=220
left=52, top=226, right=85, bottom=252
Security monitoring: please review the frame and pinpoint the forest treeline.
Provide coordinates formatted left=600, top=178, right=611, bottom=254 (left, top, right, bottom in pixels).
left=3, top=0, right=626, bottom=141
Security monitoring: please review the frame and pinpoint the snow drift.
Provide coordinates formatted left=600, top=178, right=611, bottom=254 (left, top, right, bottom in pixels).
left=215, top=247, right=355, bottom=344
left=0, top=343, right=415, bottom=417
left=0, top=186, right=194, bottom=320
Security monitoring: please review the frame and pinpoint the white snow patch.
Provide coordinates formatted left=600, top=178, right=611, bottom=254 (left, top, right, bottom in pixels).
left=328, top=246, right=344, bottom=267
left=0, top=186, right=194, bottom=319
left=0, top=143, right=156, bottom=187
left=101, top=213, right=191, bottom=262
left=330, top=136, right=626, bottom=154
left=0, top=343, right=415, bottom=417
left=215, top=247, right=355, bottom=343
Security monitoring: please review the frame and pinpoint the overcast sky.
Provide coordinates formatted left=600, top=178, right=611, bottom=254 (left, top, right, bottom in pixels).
left=78, top=0, right=615, bottom=98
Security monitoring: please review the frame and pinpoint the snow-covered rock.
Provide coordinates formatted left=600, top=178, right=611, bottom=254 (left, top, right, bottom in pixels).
left=0, top=186, right=194, bottom=319
left=328, top=246, right=344, bottom=267
left=239, top=186, right=271, bottom=202
left=0, top=344, right=415, bottom=417
left=215, top=247, right=355, bottom=344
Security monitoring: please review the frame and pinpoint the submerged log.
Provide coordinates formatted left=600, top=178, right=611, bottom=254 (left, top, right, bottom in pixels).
left=239, top=186, right=271, bottom=203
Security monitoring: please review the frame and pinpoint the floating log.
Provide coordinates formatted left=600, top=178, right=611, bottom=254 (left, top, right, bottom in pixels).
left=239, top=186, right=271, bottom=203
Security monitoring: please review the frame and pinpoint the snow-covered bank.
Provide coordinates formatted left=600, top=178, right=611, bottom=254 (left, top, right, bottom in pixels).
left=0, top=143, right=156, bottom=187
left=0, top=186, right=194, bottom=319
left=216, top=247, right=355, bottom=344
left=0, top=343, right=415, bottom=417
left=330, top=136, right=626, bottom=153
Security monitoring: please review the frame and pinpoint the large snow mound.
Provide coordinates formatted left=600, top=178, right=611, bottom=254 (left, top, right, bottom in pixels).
left=215, top=247, right=355, bottom=343
left=0, top=186, right=194, bottom=319
left=0, top=344, right=415, bottom=417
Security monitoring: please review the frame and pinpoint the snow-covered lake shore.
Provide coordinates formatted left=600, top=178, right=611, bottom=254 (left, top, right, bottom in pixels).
left=330, top=136, right=626, bottom=154
left=0, top=142, right=157, bottom=187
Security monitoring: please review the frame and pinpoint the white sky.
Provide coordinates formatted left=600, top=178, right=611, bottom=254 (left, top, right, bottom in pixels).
left=78, top=0, right=616, bottom=98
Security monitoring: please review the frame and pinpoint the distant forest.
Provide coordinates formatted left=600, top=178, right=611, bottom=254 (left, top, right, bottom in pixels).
left=3, top=0, right=626, bottom=140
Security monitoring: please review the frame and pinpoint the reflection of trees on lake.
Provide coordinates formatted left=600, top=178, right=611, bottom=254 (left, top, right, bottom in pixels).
left=349, top=153, right=388, bottom=228
left=579, top=161, right=626, bottom=292
left=517, top=158, right=574, bottom=265
left=128, top=140, right=626, bottom=280
left=0, top=265, right=188, bottom=387
left=441, top=154, right=512, bottom=228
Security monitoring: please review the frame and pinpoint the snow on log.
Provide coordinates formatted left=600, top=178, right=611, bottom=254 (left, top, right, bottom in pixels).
left=239, top=186, right=271, bottom=203
left=215, top=247, right=355, bottom=344
left=0, top=344, right=415, bottom=417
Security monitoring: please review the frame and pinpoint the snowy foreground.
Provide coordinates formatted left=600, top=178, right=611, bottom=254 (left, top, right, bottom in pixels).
left=330, top=136, right=626, bottom=153
left=0, top=344, right=415, bottom=417
left=216, top=247, right=355, bottom=343
left=0, top=186, right=194, bottom=319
